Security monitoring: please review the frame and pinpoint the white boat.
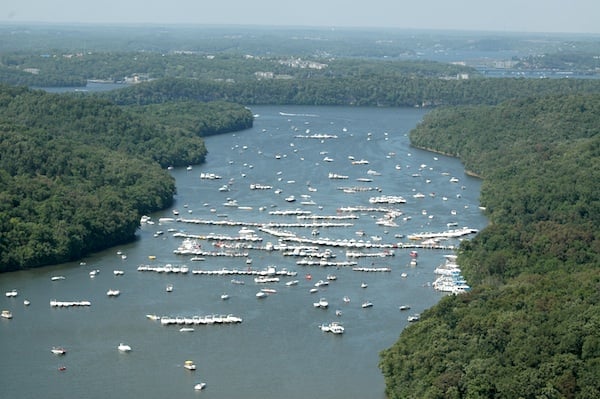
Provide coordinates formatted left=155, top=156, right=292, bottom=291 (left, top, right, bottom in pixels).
left=194, top=382, right=207, bottom=391
left=23, top=299, right=30, bottom=306
left=146, top=314, right=160, bottom=321
left=106, top=289, right=120, bottom=297
left=180, top=327, right=195, bottom=332
left=360, top=282, right=368, bottom=289
left=320, top=321, right=344, bottom=334
left=220, top=293, right=230, bottom=300
left=166, top=284, right=173, bottom=292
left=1, top=310, right=12, bottom=319
left=117, top=343, right=132, bottom=352
left=184, top=360, right=196, bottom=370
left=256, top=291, right=267, bottom=298
left=313, top=298, right=329, bottom=308
left=343, top=296, right=351, bottom=303
left=399, top=305, right=411, bottom=311
left=51, top=347, right=67, bottom=355
left=51, top=276, right=66, bottom=281
left=408, top=314, right=420, bottom=322
left=285, top=280, right=299, bottom=286
left=113, top=270, right=125, bottom=276
left=361, top=301, right=373, bottom=308
left=5, top=289, right=18, bottom=297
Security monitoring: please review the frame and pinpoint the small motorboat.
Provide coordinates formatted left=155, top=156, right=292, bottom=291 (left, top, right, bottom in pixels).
left=408, top=314, right=420, bottom=322
left=1, top=310, right=12, bottom=319
left=184, top=360, right=196, bottom=370
left=194, top=382, right=207, bottom=391
left=399, top=305, right=411, bottom=311
left=51, top=347, right=67, bottom=355
left=179, top=327, right=195, bottom=332
left=5, top=289, right=18, bottom=297
left=220, top=293, right=230, bottom=300
left=361, top=301, right=373, bottom=308
left=166, top=284, right=173, bottom=293
left=360, top=282, right=368, bottom=289
left=117, top=343, right=132, bottom=352
left=58, top=366, right=67, bottom=372
left=313, top=298, right=329, bottom=309
left=106, top=289, right=120, bottom=297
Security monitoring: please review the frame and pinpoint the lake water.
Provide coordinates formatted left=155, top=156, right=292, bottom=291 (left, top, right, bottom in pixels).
left=0, top=105, right=488, bottom=399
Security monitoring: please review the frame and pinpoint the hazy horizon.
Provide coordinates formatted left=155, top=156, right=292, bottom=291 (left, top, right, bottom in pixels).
left=2, top=0, right=600, bottom=35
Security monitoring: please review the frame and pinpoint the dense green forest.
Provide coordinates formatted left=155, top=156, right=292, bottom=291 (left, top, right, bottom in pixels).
left=0, top=84, right=252, bottom=271
left=104, top=75, right=600, bottom=107
left=379, top=94, right=600, bottom=398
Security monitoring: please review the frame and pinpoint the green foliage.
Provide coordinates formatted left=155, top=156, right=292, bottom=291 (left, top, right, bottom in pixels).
left=0, top=84, right=252, bottom=271
left=381, top=94, right=600, bottom=398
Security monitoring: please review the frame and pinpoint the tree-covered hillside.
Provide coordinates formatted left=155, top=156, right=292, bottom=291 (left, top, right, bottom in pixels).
left=380, top=94, right=600, bottom=398
left=0, top=85, right=252, bottom=272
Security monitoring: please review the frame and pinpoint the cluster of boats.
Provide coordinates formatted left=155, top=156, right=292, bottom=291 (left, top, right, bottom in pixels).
left=50, top=300, right=91, bottom=307
left=156, top=314, right=243, bottom=326
left=191, top=265, right=297, bottom=277
left=432, top=255, right=471, bottom=295
left=319, top=321, right=345, bottom=334
left=136, top=264, right=190, bottom=274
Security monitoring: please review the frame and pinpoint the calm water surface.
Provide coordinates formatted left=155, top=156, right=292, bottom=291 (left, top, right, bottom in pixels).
left=0, top=106, right=487, bottom=399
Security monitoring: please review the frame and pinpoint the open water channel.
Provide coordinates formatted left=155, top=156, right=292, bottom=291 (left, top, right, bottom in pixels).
left=0, top=105, right=488, bottom=398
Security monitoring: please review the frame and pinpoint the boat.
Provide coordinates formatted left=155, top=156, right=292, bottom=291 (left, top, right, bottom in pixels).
left=23, top=299, right=30, bottom=306
left=399, top=305, right=411, bottom=311
left=408, top=314, right=420, bottom=322
left=256, top=291, right=268, bottom=298
left=343, top=296, right=351, bottom=303
left=180, top=327, right=195, bottom=332
left=166, top=284, right=173, bottom=292
left=1, top=310, right=12, bottom=319
left=5, top=289, right=18, bottom=297
left=313, top=298, right=329, bottom=309
left=51, top=347, right=67, bottom=355
left=335, top=310, right=343, bottom=316
left=362, top=301, right=373, bottom=308
left=320, top=321, right=345, bottom=334
left=220, top=293, right=230, bottom=300
left=51, top=276, right=66, bottom=281
left=113, top=270, right=125, bottom=276
left=285, top=280, right=299, bottom=286
left=58, top=366, right=67, bottom=371
left=360, top=282, right=368, bottom=288
left=146, top=314, right=160, bottom=321
left=184, top=360, right=196, bottom=370
left=194, top=382, right=207, bottom=391
left=117, top=343, right=132, bottom=352
left=106, top=289, right=120, bottom=297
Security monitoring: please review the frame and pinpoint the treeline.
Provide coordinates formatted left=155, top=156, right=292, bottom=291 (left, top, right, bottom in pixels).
left=0, top=84, right=252, bottom=272
left=380, top=94, right=600, bottom=398
left=104, top=75, right=600, bottom=108
left=0, top=51, right=476, bottom=88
